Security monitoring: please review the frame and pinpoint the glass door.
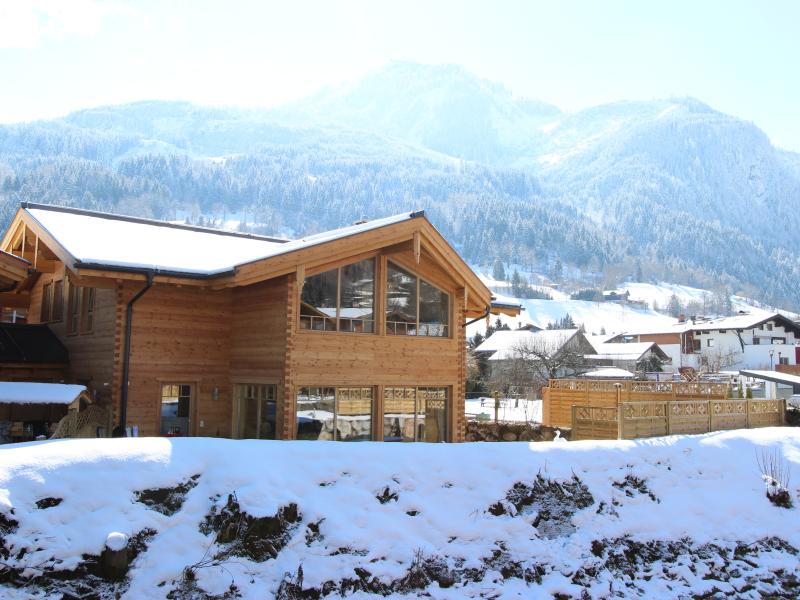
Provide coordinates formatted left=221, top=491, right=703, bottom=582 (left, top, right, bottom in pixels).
left=160, top=383, right=192, bottom=436
left=235, top=384, right=277, bottom=439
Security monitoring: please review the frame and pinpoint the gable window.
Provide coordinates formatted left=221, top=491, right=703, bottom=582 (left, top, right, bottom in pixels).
left=767, top=323, right=774, bottom=331
left=386, top=262, right=449, bottom=337
left=52, top=280, right=64, bottom=322
left=300, top=259, right=375, bottom=333
left=383, top=386, right=447, bottom=442
left=80, top=287, right=95, bottom=334
left=296, top=386, right=373, bottom=441
left=67, top=282, right=81, bottom=335
left=40, top=283, right=52, bottom=323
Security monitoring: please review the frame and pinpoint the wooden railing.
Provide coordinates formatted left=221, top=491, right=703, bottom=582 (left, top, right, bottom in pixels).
left=550, top=378, right=729, bottom=398
left=572, top=398, right=785, bottom=441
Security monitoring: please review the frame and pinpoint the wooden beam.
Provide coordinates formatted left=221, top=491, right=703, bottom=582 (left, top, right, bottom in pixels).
left=0, top=292, right=31, bottom=308
left=296, top=264, right=305, bottom=293
left=413, top=231, right=421, bottom=264
left=34, top=258, right=59, bottom=274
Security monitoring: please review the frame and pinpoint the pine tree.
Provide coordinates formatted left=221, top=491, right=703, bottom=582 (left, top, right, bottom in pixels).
left=667, top=294, right=683, bottom=318
left=492, top=259, right=506, bottom=282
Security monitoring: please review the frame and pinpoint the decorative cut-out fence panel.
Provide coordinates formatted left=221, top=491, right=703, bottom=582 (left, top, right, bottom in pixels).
left=572, top=398, right=785, bottom=441
left=545, top=379, right=730, bottom=428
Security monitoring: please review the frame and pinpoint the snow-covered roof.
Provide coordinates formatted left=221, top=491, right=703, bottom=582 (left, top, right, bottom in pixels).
left=586, top=342, right=658, bottom=361
left=24, top=204, right=423, bottom=277
left=619, top=309, right=800, bottom=336
left=475, top=329, right=579, bottom=361
left=0, top=382, right=88, bottom=405
left=739, top=370, right=800, bottom=387
left=583, top=367, right=635, bottom=378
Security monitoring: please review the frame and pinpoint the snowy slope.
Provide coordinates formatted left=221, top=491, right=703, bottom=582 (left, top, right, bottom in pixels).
left=472, top=292, right=677, bottom=338
left=1, top=432, right=798, bottom=598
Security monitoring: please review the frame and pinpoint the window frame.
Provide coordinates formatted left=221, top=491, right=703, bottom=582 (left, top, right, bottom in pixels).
left=51, top=279, right=64, bottom=323
left=295, top=385, right=375, bottom=441
left=40, top=282, right=52, bottom=323
left=233, top=383, right=278, bottom=440
left=66, top=281, right=81, bottom=336
left=299, top=258, right=377, bottom=335
left=159, top=382, right=193, bottom=437
left=385, top=260, right=451, bottom=338
left=383, top=385, right=449, bottom=442
left=79, top=287, right=96, bottom=334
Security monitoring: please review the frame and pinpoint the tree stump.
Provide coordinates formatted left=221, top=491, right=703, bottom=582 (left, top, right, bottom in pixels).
left=102, top=532, right=129, bottom=580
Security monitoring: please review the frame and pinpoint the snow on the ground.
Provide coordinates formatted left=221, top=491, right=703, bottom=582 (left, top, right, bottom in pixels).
left=465, top=398, right=542, bottom=423
left=1, top=430, right=799, bottom=598
left=470, top=293, right=677, bottom=338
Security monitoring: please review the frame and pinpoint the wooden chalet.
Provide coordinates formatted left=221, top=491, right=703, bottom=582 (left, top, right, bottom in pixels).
left=0, top=203, right=517, bottom=442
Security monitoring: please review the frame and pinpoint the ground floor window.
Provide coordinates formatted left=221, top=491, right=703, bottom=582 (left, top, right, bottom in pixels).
left=296, top=386, right=373, bottom=441
left=160, top=383, right=191, bottom=436
left=384, top=386, right=448, bottom=442
left=234, top=384, right=277, bottom=439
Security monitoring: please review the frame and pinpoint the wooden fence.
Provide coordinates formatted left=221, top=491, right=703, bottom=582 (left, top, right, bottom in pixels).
left=571, top=398, right=786, bottom=441
left=544, top=379, right=730, bottom=428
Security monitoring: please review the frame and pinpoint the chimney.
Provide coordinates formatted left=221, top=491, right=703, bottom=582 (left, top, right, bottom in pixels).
left=678, top=314, right=686, bottom=323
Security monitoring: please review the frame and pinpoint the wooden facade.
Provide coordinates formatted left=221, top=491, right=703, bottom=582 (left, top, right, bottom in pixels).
left=0, top=204, right=512, bottom=442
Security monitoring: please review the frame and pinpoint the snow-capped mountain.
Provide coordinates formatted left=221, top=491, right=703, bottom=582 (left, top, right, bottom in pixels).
left=2, top=62, right=800, bottom=309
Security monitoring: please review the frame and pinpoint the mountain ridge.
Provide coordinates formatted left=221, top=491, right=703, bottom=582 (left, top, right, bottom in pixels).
left=1, top=62, right=799, bottom=309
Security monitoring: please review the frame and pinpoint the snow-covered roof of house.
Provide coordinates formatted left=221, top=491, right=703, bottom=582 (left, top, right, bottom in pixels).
left=739, top=370, right=800, bottom=387
left=583, top=367, right=635, bottom=379
left=0, top=382, right=88, bottom=405
left=617, top=309, right=800, bottom=337
left=475, top=329, right=580, bottom=361
left=585, top=342, right=662, bottom=361
left=23, top=203, right=424, bottom=277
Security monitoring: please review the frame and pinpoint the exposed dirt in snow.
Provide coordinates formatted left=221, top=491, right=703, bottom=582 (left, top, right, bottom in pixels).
left=135, top=474, right=200, bottom=516
left=1, top=432, right=799, bottom=598
left=199, top=493, right=301, bottom=563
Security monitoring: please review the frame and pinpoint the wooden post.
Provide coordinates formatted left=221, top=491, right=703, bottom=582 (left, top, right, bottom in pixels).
left=413, top=231, right=421, bottom=264
left=707, top=399, right=712, bottom=433
left=666, top=401, right=671, bottom=436
left=101, top=532, right=129, bottom=580
left=746, top=399, right=751, bottom=429
left=614, top=383, right=623, bottom=439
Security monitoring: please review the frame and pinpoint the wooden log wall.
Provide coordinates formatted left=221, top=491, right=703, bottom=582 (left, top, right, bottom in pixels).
left=122, top=283, right=232, bottom=437
left=28, top=272, right=116, bottom=406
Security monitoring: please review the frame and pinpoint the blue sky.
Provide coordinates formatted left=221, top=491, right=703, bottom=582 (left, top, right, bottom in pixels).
left=2, top=0, right=799, bottom=151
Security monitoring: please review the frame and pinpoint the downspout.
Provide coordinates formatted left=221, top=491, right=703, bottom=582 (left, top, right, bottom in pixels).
left=464, top=305, right=492, bottom=327
left=118, top=271, right=154, bottom=433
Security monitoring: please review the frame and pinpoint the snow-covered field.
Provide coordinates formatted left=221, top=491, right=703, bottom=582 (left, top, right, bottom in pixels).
left=1, top=431, right=799, bottom=598
left=471, top=293, right=676, bottom=337
left=465, top=398, right=542, bottom=423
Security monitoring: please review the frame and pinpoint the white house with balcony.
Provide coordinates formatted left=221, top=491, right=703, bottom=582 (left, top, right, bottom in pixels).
left=608, top=310, right=800, bottom=372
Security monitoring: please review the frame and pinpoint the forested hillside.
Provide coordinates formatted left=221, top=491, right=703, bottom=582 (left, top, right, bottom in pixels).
left=1, top=63, right=799, bottom=309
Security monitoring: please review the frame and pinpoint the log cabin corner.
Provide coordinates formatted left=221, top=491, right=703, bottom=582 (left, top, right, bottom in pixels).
left=0, top=203, right=518, bottom=442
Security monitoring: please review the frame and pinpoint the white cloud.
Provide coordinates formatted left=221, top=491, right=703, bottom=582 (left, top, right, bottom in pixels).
left=0, top=0, right=130, bottom=49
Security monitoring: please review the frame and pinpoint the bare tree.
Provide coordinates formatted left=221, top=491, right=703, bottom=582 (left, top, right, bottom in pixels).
left=490, top=336, right=587, bottom=397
